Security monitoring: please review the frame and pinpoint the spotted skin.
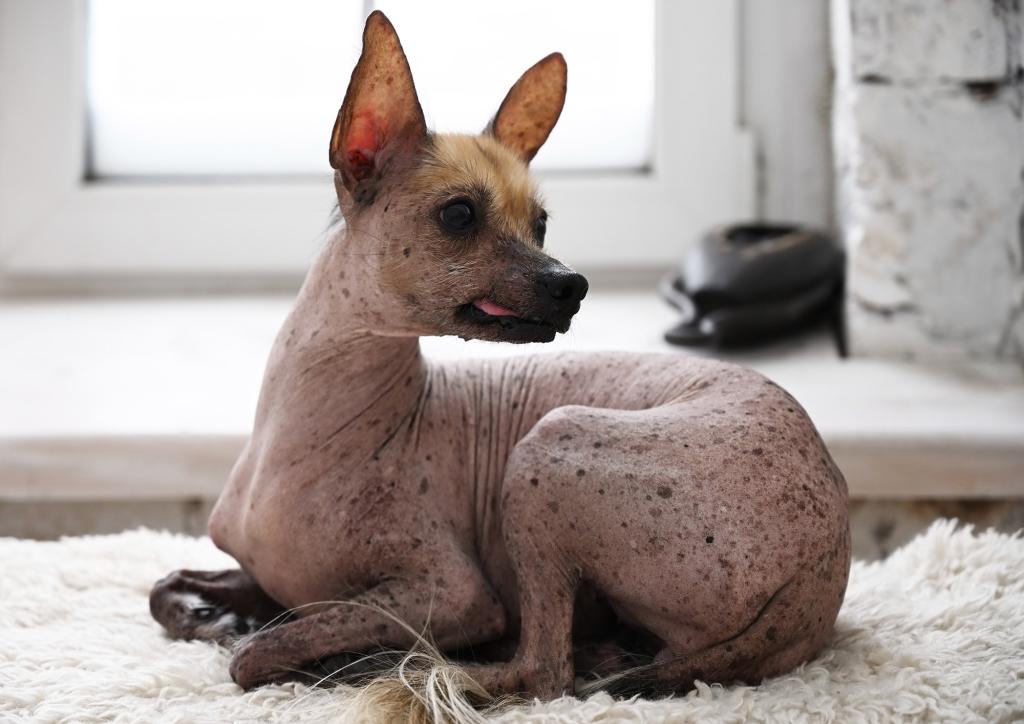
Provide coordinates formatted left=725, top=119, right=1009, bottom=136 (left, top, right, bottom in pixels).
left=149, top=11, right=850, bottom=697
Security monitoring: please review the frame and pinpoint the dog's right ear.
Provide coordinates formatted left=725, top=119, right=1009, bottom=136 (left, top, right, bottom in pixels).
left=330, top=11, right=426, bottom=203
left=486, top=53, right=567, bottom=163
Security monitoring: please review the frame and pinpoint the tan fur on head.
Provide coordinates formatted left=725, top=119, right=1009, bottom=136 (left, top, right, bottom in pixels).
left=334, top=121, right=583, bottom=345
left=367, top=131, right=556, bottom=343
left=413, top=135, right=541, bottom=244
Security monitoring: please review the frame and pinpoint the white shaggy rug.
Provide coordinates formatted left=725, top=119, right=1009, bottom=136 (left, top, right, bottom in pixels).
left=2, top=520, right=1022, bottom=723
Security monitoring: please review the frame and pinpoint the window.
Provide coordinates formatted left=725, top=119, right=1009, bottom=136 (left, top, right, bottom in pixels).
left=88, top=0, right=655, bottom=176
left=0, top=0, right=753, bottom=285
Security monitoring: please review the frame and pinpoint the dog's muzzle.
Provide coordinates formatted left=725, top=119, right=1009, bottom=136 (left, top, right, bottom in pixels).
left=533, top=268, right=588, bottom=331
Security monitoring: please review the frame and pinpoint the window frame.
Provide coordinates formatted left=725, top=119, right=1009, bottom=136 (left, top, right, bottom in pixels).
left=0, top=0, right=754, bottom=288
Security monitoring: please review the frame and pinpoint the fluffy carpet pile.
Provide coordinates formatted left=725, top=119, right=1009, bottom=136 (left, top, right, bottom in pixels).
left=1, top=520, right=1022, bottom=723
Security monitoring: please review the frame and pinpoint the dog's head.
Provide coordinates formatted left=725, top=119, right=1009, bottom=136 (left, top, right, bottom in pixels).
left=328, top=11, right=586, bottom=343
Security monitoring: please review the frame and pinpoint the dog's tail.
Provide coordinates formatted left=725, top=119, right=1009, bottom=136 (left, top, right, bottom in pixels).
left=338, top=643, right=664, bottom=722
left=340, top=646, right=501, bottom=724
left=297, top=601, right=515, bottom=724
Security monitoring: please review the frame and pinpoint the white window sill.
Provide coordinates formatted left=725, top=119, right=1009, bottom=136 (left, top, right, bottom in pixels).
left=2, top=291, right=1022, bottom=502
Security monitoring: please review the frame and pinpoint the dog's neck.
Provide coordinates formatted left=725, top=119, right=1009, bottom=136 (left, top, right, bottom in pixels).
left=254, top=224, right=428, bottom=454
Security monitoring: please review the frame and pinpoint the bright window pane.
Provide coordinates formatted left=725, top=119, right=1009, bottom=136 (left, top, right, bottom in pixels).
left=87, top=0, right=366, bottom=177
left=87, top=0, right=654, bottom=177
left=370, top=0, right=655, bottom=172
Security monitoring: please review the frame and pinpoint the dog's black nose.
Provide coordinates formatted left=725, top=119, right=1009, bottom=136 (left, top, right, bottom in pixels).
left=540, top=270, right=589, bottom=303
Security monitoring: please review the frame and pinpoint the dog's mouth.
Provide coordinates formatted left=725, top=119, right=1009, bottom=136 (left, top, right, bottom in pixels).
left=456, top=298, right=561, bottom=343
left=472, top=298, right=522, bottom=319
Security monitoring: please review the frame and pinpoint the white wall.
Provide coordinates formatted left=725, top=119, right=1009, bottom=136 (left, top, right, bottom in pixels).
left=741, top=0, right=834, bottom=229
left=833, top=0, right=1024, bottom=364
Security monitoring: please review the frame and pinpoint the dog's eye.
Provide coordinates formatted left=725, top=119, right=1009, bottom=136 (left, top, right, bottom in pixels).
left=535, top=213, right=548, bottom=246
left=192, top=606, right=217, bottom=621
left=439, top=200, right=476, bottom=233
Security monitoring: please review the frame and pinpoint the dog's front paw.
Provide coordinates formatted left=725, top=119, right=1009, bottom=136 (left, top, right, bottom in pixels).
left=229, top=636, right=295, bottom=690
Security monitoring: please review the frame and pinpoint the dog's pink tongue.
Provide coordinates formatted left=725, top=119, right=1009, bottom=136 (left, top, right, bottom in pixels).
left=473, top=298, right=519, bottom=317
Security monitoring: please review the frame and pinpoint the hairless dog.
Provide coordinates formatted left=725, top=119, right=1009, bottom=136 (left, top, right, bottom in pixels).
left=150, top=11, right=850, bottom=699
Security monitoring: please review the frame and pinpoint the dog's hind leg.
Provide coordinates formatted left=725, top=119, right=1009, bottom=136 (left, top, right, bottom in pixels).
left=459, top=412, right=589, bottom=699
left=149, top=569, right=288, bottom=644
left=465, top=549, right=578, bottom=699
left=628, top=572, right=835, bottom=695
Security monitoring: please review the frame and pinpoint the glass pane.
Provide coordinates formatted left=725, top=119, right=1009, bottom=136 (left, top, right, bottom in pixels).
left=370, top=0, right=655, bottom=172
left=87, top=0, right=654, bottom=177
left=87, top=0, right=366, bottom=176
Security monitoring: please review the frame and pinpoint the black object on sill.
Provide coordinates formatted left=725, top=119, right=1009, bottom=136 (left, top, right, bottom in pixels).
left=660, top=223, right=844, bottom=349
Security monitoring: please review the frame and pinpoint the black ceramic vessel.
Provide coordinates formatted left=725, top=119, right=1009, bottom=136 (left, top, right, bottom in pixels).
left=661, top=223, right=844, bottom=348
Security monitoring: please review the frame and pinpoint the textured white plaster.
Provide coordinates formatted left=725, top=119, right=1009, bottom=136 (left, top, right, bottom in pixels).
left=834, top=0, right=1024, bottom=363
left=845, top=0, right=1020, bottom=81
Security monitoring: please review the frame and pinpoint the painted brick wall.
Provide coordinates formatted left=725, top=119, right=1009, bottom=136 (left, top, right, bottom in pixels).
left=833, top=0, right=1024, bottom=363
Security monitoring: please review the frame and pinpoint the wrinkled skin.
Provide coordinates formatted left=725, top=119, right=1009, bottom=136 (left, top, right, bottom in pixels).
left=149, top=11, right=850, bottom=698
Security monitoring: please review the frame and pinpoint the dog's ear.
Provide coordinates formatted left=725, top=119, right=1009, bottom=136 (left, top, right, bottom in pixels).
left=330, top=11, right=426, bottom=202
left=486, top=53, right=567, bottom=163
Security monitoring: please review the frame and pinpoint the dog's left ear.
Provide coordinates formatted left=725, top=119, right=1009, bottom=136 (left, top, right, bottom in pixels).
left=486, top=53, right=567, bottom=163
left=330, top=11, right=427, bottom=202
